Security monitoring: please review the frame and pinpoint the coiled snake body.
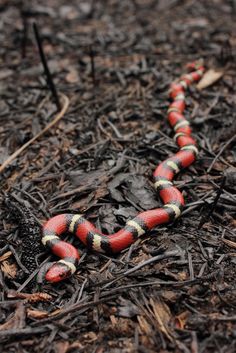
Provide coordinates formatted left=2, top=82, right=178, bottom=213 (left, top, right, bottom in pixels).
left=42, top=62, right=204, bottom=282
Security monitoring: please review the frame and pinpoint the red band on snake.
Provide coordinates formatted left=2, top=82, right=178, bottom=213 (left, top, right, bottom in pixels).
left=41, top=61, right=205, bottom=283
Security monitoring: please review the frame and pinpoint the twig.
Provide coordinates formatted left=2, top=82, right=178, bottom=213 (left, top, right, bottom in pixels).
left=17, top=256, right=51, bottom=292
left=31, top=295, right=119, bottom=325
left=89, top=45, right=96, bottom=87
left=102, top=249, right=181, bottom=289
left=0, top=94, right=69, bottom=174
left=198, top=176, right=226, bottom=229
left=33, top=22, right=61, bottom=110
left=107, top=118, right=123, bottom=138
left=207, top=134, right=236, bottom=173
left=9, top=245, right=29, bottom=274
left=0, top=327, right=49, bottom=339
left=21, top=8, right=28, bottom=58
left=99, top=269, right=221, bottom=297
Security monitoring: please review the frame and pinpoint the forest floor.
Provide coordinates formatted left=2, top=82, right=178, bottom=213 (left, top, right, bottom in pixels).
left=0, top=0, right=236, bottom=352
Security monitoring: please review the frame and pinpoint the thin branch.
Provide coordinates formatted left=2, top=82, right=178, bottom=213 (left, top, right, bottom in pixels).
left=207, top=134, right=236, bottom=173
left=33, top=21, right=61, bottom=110
left=198, top=176, right=226, bottom=229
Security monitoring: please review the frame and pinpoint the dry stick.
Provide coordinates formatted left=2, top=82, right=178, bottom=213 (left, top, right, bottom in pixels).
left=31, top=275, right=219, bottom=326
left=198, top=176, right=226, bottom=229
left=31, top=295, right=119, bottom=326
left=20, top=8, right=28, bottom=58
left=17, top=256, right=52, bottom=292
left=0, top=327, right=49, bottom=339
left=0, top=94, right=69, bottom=175
left=207, top=134, right=236, bottom=173
left=89, top=44, right=96, bottom=87
left=33, top=22, right=61, bottom=111
left=29, top=271, right=221, bottom=326
left=101, top=249, right=180, bottom=290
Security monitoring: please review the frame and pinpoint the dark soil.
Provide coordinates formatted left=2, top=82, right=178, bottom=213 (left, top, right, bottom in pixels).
left=0, top=1, right=236, bottom=352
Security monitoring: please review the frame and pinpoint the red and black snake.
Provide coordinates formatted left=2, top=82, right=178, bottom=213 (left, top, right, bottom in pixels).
left=41, top=61, right=205, bottom=283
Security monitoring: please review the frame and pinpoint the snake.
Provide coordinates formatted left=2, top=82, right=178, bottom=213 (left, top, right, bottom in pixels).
left=41, top=61, right=205, bottom=283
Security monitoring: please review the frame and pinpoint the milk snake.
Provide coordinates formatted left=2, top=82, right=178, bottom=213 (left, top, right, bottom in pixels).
left=41, top=61, right=204, bottom=283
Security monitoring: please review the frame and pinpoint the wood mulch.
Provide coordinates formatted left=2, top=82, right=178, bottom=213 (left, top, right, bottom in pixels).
left=0, top=1, right=236, bottom=352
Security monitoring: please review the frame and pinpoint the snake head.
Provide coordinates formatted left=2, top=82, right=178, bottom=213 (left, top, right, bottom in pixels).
left=45, top=262, right=72, bottom=283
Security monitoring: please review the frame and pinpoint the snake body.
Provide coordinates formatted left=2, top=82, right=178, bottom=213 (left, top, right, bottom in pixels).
left=42, top=62, right=204, bottom=282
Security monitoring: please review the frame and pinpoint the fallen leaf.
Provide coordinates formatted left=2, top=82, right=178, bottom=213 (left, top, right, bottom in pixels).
left=161, top=290, right=179, bottom=303
left=82, top=331, right=98, bottom=343
left=69, top=342, right=84, bottom=350
left=174, top=311, right=190, bottom=329
left=197, top=68, right=224, bottom=90
left=109, top=317, right=134, bottom=336
left=53, top=341, right=69, bottom=353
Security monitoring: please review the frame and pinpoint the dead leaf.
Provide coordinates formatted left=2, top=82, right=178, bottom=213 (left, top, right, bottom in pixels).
left=109, top=317, right=134, bottom=336
left=174, top=311, right=190, bottom=329
left=69, top=342, right=84, bottom=350
left=53, top=340, right=84, bottom=353
left=177, top=271, right=188, bottom=281
left=197, top=68, right=224, bottom=90
left=82, top=331, right=98, bottom=343
left=161, top=290, right=179, bottom=303
left=53, top=341, right=70, bottom=353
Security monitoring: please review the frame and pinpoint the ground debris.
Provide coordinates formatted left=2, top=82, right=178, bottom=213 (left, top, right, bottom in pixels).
left=0, top=0, right=236, bottom=352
